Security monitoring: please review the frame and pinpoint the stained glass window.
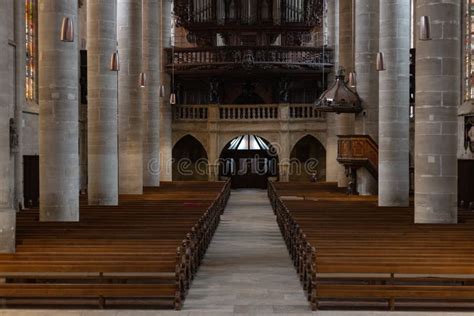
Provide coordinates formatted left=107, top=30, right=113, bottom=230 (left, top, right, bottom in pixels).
left=465, top=0, right=474, bottom=101
left=25, top=0, right=37, bottom=103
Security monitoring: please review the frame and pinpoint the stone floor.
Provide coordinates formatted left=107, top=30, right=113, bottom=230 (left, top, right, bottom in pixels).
left=182, top=189, right=310, bottom=315
left=2, top=190, right=473, bottom=315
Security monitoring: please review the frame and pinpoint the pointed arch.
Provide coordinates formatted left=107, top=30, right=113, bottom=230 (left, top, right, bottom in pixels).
left=289, top=134, right=327, bottom=182
left=172, top=134, right=209, bottom=181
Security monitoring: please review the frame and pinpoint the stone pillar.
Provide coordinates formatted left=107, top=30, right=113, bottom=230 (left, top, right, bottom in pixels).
left=39, top=0, right=79, bottom=221
left=118, top=0, right=143, bottom=194
left=0, top=0, right=16, bottom=252
left=327, top=0, right=336, bottom=48
left=414, top=0, right=460, bottom=223
left=207, top=104, right=219, bottom=181
left=14, top=0, right=25, bottom=210
left=335, top=0, right=355, bottom=188
left=143, top=0, right=161, bottom=187
left=354, top=0, right=379, bottom=195
left=279, top=104, right=290, bottom=182
left=87, top=0, right=118, bottom=205
left=379, top=0, right=410, bottom=206
left=160, top=0, right=173, bottom=182
left=325, top=0, right=338, bottom=183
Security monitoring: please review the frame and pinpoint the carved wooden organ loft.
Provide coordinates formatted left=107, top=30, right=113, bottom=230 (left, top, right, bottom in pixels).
left=169, top=0, right=334, bottom=105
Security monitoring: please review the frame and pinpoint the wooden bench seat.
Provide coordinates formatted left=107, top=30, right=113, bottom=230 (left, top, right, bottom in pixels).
left=268, top=181, right=474, bottom=311
left=0, top=181, right=231, bottom=310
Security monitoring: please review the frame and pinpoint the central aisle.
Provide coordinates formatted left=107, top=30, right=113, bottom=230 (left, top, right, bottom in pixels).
left=183, top=189, right=311, bottom=314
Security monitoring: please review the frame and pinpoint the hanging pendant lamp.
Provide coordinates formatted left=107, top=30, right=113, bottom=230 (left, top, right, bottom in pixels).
left=315, top=68, right=362, bottom=114
left=110, top=51, right=120, bottom=71
left=60, top=17, right=74, bottom=42
left=139, top=72, right=147, bottom=88
left=170, top=93, right=177, bottom=105
left=348, top=71, right=357, bottom=89
left=376, top=52, right=385, bottom=71
left=159, top=85, right=165, bottom=97
left=419, top=16, right=432, bottom=41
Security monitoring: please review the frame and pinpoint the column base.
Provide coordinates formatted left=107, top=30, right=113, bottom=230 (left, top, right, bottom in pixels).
left=357, top=168, right=377, bottom=196
left=415, top=193, right=458, bottom=224
left=0, top=209, right=15, bottom=253
left=337, top=165, right=349, bottom=188
left=279, top=163, right=290, bottom=182
left=208, top=164, right=219, bottom=182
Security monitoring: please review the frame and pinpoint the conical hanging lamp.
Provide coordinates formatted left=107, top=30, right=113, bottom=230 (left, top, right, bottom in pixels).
left=170, top=92, right=176, bottom=105
left=139, top=72, right=147, bottom=88
left=419, top=16, right=432, bottom=41
left=159, top=85, right=165, bottom=97
left=315, top=68, right=362, bottom=114
left=348, top=71, right=357, bottom=89
left=110, top=51, right=120, bottom=71
left=376, top=52, right=385, bottom=71
left=60, top=16, right=74, bottom=42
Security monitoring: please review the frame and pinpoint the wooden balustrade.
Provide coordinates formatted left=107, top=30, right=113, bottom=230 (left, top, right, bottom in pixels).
left=166, top=46, right=333, bottom=71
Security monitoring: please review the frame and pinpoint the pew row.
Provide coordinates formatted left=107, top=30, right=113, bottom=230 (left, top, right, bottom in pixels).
left=268, top=181, right=474, bottom=311
left=0, top=181, right=231, bottom=310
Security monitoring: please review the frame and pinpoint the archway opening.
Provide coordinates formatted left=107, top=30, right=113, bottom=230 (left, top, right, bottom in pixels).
left=289, top=135, right=326, bottom=182
left=219, top=135, right=279, bottom=189
left=172, top=135, right=208, bottom=181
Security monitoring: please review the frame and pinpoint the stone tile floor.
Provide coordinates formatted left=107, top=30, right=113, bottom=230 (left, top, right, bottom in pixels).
left=2, top=190, right=473, bottom=316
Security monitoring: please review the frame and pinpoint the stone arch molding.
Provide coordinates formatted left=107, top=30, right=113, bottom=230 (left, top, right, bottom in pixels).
left=172, top=133, right=210, bottom=159
left=289, top=132, right=327, bottom=155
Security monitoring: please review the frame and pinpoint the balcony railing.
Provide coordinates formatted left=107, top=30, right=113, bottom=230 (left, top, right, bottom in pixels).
left=220, top=105, right=279, bottom=120
left=173, top=104, right=325, bottom=122
left=289, top=104, right=324, bottom=120
left=174, top=105, right=209, bottom=121
left=166, top=46, right=333, bottom=74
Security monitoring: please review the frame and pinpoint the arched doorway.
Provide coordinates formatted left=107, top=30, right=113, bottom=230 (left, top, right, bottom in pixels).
left=219, top=135, right=278, bottom=189
left=172, top=135, right=208, bottom=181
left=289, top=135, right=326, bottom=182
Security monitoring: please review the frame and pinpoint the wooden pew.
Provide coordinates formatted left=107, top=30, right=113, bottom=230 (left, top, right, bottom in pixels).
left=0, top=180, right=231, bottom=310
left=268, top=181, right=474, bottom=311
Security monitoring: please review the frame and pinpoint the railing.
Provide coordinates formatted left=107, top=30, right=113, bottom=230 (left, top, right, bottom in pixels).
left=219, top=105, right=279, bottom=120
left=172, top=104, right=326, bottom=122
left=174, top=105, right=209, bottom=121
left=289, top=104, right=325, bottom=119
left=166, top=46, right=333, bottom=72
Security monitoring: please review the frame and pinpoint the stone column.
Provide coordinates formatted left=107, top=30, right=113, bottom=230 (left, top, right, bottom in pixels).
left=335, top=0, right=355, bottom=188
left=0, top=0, right=16, bottom=252
left=14, top=0, right=25, bottom=210
left=207, top=104, right=219, bottom=181
left=325, top=0, right=338, bottom=183
left=118, top=0, right=143, bottom=194
left=354, top=0, right=379, bottom=195
left=160, top=0, right=173, bottom=182
left=278, top=104, right=290, bottom=182
left=414, top=0, right=460, bottom=223
left=143, top=0, right=161, bottom=187
left=39, top=0, right=79, bottom=221
left=379, top=0, right=410, bottom=206
left=87, top=0, right=118, bottom=205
